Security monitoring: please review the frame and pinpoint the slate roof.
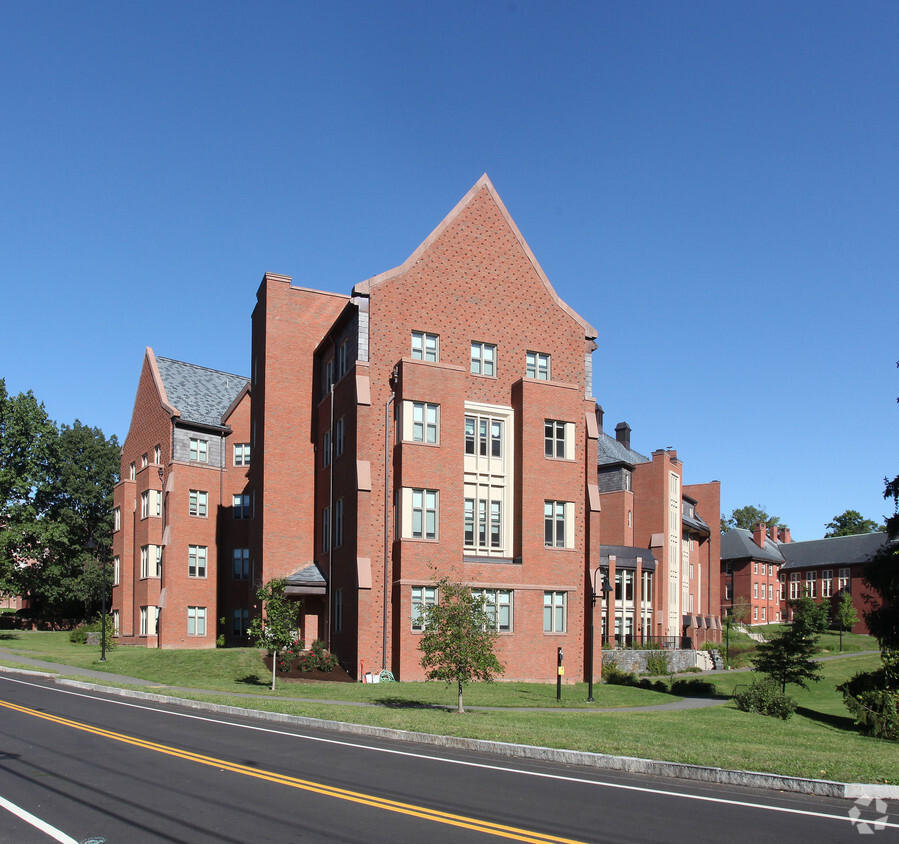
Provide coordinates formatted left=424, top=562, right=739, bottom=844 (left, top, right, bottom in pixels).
left=683, top=511, right=711, bottom=535
left=596, top=431, right=650, bottom=467
left=156, top=356, right=249, bottom=428
left=778, top=532, right=890, bottom=571
left=285, top=563, right=327, bottom=586
left=720, top=528, right=786, bottom=564
left=600, top=545, right=657, bottom=571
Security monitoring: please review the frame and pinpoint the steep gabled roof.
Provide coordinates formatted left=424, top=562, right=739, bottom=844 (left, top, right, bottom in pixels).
left=155, top=356, right=249, bottom=428
left=778, top=532, right=890, bottom=570
left=597, top=431, right=650, bottom=467
left=721, top=528, right=786, bottom=564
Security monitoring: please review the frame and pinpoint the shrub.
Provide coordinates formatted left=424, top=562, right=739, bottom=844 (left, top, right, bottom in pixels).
left=645, top=651, right=670, bottom=676
left=670, top=678, right=716, bottom=696
left=838, top=663, right=899, bottom=741
left=69, top=616, right=117, bottom=651
left=734, top=678, right=796, bottom=720
left=602, top=662, right=637, bottom=686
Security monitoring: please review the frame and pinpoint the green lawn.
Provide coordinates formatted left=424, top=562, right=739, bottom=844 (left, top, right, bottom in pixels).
left=1, top=631, right=895, bottom=784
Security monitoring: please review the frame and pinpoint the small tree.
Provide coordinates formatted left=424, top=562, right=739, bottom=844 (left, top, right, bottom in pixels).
left=248, top=578, right=301, bottom=690
left=834, top=590, right=859, bottom=652
left=751, top=626, right=822, bottom=694
left=731, top=596, right=750, bottom=626
left=418, top=575, right=505, bottom=713
left=789, top=595, right=829, bottom=636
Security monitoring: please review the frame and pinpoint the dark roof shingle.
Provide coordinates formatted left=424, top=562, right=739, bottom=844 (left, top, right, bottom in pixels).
left=156, top=356, right=249, bottom=427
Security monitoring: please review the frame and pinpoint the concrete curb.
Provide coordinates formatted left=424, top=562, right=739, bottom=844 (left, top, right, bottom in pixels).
left=46, top=675, right=898, bottom=801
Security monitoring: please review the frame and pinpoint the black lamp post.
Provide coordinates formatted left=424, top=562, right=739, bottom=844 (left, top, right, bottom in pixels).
left=587, top=568, right=613, bottom=702
left=87, top=536, right=107, bottom=662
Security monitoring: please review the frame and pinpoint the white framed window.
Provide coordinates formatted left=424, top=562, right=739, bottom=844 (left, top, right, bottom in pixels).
left=768, top=584, right=773, bottom=600
left=821, top=569, right=833, bottom=598
left=336, top=417, right=345, bottom=457
left=188, top=545, right=207, bottom=578
left=805, top=572, right=816, bottom=598
left=129, top=462, right=135, bottom=480
left=334, top=589, right=343, bottom=633
left=335, top=498, right=344, bottom=548
left=544, top=501, right=573, bottom=548
left=112, top=610, right=120, bottom=636
left=233, top=443, right=251, bottom=466
left=838, top=567, right=850, bottom=591
left=753, top=562, right=758, bottom=574
left=410, top=488, right=438, bottom=540
left=753, top=582, right=758, bottom=599
left=233, top=548, right=249, bottom=580
left=761, top=607, right=766, bottom=620
left=323, top=430, right=331, bottom=467
left=154, top=444, right=161, bottom=464
left=753, top=606, right=758, bottom=621
left=470, top=341, right=496, bottom=376
left=187, top=606, right=207, bottom=636
left=113, top=507, right=121, bottom=532
left=544, top=420, right=574, bottom=459
left=465, top=415, right=503, bottom=457
left=526, top=351, right=550, bottom=380
left=112, top=555, right=120, bottom=586
left=189, top=490, right=208, bottom=517
left=141, top=453, right=148, bottom=469
left=323, top=357, right=335, bottom=394
left=233, top=494, right=250, bottom=519
left=789, top=572, right=800, bottom=600
left=232, top=608, right=249, bottom=637
left=472, top=589, right=513, bottom=632
left=411, top=331, right=438, bottom=362
left=724, top=584, right=732, bottom=601
left=189, top=438, right=208, bottom=463
left=689, top=563, right=694, bottom=581
left=464, top=497, right=502, bottom=551
left=337, top=339, right=349, bottom=379
left=140, top=605, right=157, bottom=636
left=322, top=507, right=330, bottom=553
left=411, top=586, right=437, bottom=631
left=409, top=401, right=439, bottom=444
left=543, top=591, right=566, bottom=633
left=140, top=545, right=161, bottom=579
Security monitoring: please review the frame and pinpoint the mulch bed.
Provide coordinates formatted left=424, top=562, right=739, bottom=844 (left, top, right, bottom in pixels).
left=262, top=655, right=356, bottom=683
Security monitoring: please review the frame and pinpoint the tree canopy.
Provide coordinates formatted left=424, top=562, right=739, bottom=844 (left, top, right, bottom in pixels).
left=0, top=380, right=119, bottom=619
left=824, top=509, right=883, bottom=537
left=751, top=623, right=822, bottom=694
left=418, top=574, right=505, bottom=713
left=249, top=578, right=301, bottom=690
left=721, top=505, right=787, bottom=533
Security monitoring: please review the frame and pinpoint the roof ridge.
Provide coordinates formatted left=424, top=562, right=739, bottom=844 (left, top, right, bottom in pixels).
left=156, top=356, right=249, bottom=381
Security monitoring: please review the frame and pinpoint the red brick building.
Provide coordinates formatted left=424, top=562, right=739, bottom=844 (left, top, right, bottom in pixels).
left=720, top=524, right=786, bottom=625
left=111, top=349, right=251, bottom=648
left=596, top=414, right=722, bottom=648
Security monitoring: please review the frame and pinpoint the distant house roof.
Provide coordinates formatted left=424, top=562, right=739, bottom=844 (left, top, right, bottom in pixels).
left=600, top=545, right=657, bottom=571
left=156, top=356, right=249, bottom=428
left=721, top=528, right=786, bottom=565
left=778, top=532, right=890, bottom=571
left=596, top=431, right=650, bottom=468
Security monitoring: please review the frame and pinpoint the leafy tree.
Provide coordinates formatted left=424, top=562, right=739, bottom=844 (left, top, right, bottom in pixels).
left=834, top=590, right=859, bottom=652
left=731, top=596, right=750, bottom=625
left=789, top=595, right=829, bottom=636
left=248, top=579, right=301, bottom=690
left=418, top=575, right=505, bottom=713
left=824, top=509, right=883, bottom=537
left=751, top=625, right=822, bottom=694
left=722, top=505, right=787, bottom=533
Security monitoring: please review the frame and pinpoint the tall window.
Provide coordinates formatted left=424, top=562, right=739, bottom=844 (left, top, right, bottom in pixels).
left=233, top=548, right=249, bottom=580
left=789, top=572, right=800, bottom=600
left=412, top=402, right=439, bottom=444
left=129, top=462, right=135, bottom=480
left=114, top=507, right=121, bottom=532
left=838, top=567, right=850, bottom=591
left=112, top=610, right=120, bottom=635
left=140, top=490, right=161, bottom=519
left=140, top=545, right=161, bottom=578
left=544, top=501, right=571, bottom=548
left=334, top=589, right=343, bottom=633
left=411, top=586, right=437, bottom=631
left=323, top=357, right=334, bottom=394
left=233, top=494, right=250, bottom=519
left=142, top=453, right=148, bottom=468
left=232, top=609, right=249, bottom=637
left=464, top=498, right=501, bottom=550
left=465, top=415, right=502, bottom=457
left=188, top=545, right=207, bottom=578
left=821, top=569, right=833, bottom=598
left=543, top=591, right=566, bottom=632
left=187, top=606, right=207, bottom=636
left=154, top=444, right=161, bottom=464
left=805, top=572, right=816, bottom=598
left=322, top=507, right=330, bottom=553
left=323, top=430, right=331, bottom=467
left=526, top=351, right=550, bottom=380
left=411, top=489, right=438, bottom=540
left=189, top=438, right=208, bottom=463
left=411, top=331, right=438, bottom=362
left=337, top=339, right=349, bottom=379
left=471, top=589, right=512, bottom=632
left=233, top=443, right=251, bottom=466
left=335, top=498, right=344, bottom=548
left=470, top=342, right=496, bottom=376
left=544, top=420, right=573, bottom=459
left=140, top=606, right=157, bottom=636
left=113, top=555, right=120, bottom=586
left=336, top=417, right=345, bottom=456
left=189, top=490, right=208, bottom=517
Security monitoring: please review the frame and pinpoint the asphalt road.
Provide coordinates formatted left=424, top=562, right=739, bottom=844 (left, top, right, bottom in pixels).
left=0, top=674, right=893, bottom=843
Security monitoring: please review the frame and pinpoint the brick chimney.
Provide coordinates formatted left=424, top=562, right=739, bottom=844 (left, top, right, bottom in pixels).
left=769, top=525, right=779, bottom=543
left=781, top=527, right=791, bottom=543
left=752, top=522, right=767, bottom=548
left=615, top=422, right=631, bottom=450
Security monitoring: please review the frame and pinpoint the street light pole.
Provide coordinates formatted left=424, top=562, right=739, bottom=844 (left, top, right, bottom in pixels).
left=587, top=569, right=613, bottom=702
left=87, top=536, right=107, bottom=662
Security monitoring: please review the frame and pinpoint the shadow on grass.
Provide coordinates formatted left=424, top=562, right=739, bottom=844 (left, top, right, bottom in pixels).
left=375, top=697, right=448, bottom=710
left=237, top=674, right=269, bottom=687
left=0, top=633, right=22, bottom=640
left=795, top=705, right=859, bottom=732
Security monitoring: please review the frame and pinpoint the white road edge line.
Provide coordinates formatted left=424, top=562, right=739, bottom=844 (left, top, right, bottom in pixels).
left=3, top=675, right=896, bottom=830
left=0, top=793, right=80, bottom=844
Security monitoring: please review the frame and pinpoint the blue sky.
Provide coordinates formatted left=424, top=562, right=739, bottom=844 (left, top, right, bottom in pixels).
left=1, top=1, right=896, bottom=540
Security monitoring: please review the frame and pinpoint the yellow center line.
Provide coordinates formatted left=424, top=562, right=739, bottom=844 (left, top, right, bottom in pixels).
left=1, top=699, right=588, bottom=844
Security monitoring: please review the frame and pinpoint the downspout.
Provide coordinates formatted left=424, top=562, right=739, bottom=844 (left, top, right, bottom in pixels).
left=383, top=386, right=395, bottom=672
left=327, top=382, right=334, bottom=651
